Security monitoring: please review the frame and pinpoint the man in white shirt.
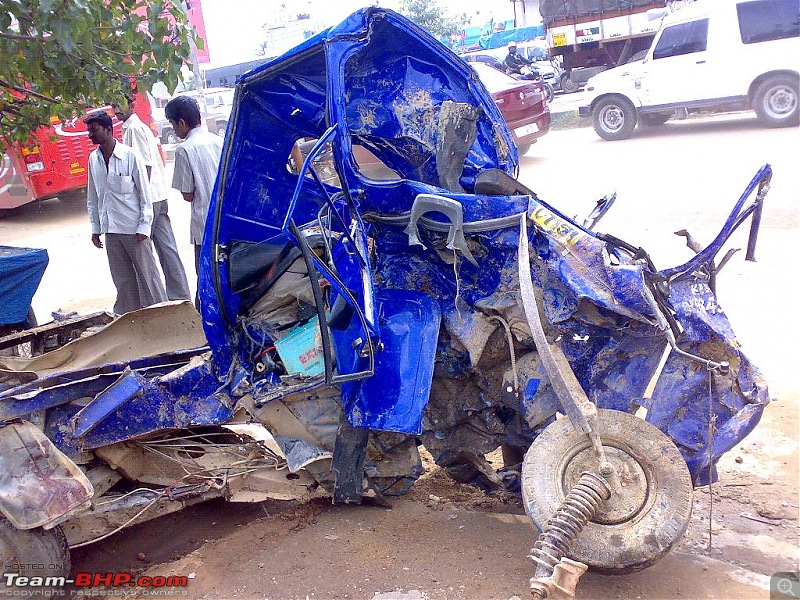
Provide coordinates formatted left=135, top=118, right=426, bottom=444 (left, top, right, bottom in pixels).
left=165, top=95, right=223, bottom=306
left=112, top=98, right=191, bottom=302
left=85, top=111, right=167, bottom=315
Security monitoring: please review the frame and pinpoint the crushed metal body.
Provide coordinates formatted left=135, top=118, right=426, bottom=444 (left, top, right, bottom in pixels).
left=0, top=6, right=769, bottom=583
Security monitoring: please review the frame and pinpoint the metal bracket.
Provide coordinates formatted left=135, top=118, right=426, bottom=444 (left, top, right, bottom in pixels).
left=517, top=215, right=616, bottom=481
left=404, top=194, right=478, bottom=266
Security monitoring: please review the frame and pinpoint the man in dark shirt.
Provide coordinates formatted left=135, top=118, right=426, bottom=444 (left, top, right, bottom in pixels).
left=504, top=42, right=535, bottom=77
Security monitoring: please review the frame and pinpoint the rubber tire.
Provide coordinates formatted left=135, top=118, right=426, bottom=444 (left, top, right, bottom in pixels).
left=640, top=112, right=671, bottom=127
left=517, top=143, right=532, bottom=156
left=753, top=74, right=799, bottom=128
left=0, top=515, right=70, bottom=589
left=560, top=73, right=580, bottom=94
left=593, top=96, right=638, bottom=141
left=542, top=82, right=554, bottom=104
left=521, top=409, right=693, bottom=574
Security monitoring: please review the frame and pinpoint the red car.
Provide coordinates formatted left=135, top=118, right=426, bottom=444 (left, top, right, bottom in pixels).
left=470, top=62, right=551, bottom=156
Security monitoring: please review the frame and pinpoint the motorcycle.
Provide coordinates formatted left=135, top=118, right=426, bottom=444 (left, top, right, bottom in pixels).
left=508, top=64, right=556, bottom=103
left=0, top=8, right=770, bottom=597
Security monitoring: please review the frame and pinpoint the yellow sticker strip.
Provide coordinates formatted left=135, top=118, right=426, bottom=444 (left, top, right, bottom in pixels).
left=529, top=205, right=584, bottom=249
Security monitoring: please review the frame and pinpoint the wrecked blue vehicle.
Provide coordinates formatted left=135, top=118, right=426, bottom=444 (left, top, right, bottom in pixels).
left=0, top=7, right=769, bottom=595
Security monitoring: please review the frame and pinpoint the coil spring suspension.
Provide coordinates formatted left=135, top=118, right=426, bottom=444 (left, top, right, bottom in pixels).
left=529, top=471, right=612, bottom=580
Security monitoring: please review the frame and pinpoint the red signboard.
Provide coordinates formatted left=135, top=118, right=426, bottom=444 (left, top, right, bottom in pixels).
left=186, top=0, right=211, bottom=63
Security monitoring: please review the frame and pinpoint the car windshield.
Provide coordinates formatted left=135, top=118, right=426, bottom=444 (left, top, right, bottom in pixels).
left=470, top=63, right=518, bottom=92
left=521, top=44, right=548, bottom=61
left=626, top=49, right=648, bottom=63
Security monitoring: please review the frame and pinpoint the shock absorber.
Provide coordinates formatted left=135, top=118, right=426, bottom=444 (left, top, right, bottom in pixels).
left=529, top=471, right=612, bottom=599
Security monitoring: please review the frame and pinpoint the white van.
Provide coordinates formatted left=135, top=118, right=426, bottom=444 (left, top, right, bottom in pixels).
left=579, top=0, right=799, bottom=140
left=158, top=88, right=235, bottom=143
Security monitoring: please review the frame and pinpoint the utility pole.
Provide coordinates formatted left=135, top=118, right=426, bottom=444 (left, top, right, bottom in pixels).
left=184, top=0, right=216, bottom=134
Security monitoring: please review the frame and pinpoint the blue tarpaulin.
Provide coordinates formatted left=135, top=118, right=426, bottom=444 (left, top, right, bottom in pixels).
left=480, top=25, right=546, bottom=50
left=0, top=246, right=48, bottom=325
left=462, top=26, right=486, bottom=50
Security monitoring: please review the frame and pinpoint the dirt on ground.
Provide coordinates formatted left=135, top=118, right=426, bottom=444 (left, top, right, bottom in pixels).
left=69, top=388, right=798, bottom=600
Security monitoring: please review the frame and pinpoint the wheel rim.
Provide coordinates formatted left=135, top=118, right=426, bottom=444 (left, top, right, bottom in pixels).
left=598, top=104, right=626, bottom=134
left=560, top=443, right=651, bottom=525
left=562, top=77, right=579, bottom=93
left=764, top=84, right=797, bottom=119
left=522, top=410, right=694, bottom=573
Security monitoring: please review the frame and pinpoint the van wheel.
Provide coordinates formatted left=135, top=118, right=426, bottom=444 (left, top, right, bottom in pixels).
left=517, top=143, right=532, bottom=156
left=754, top=74, right=799, bottom=127
left=0, top=516, right=70, bottom=589
left=521, top=410, right=693, bottom=574
left=593, top=96, right=637, bottom=141
left=640, top=112, right=671, bottom=127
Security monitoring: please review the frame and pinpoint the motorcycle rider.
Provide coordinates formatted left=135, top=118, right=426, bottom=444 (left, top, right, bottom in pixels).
left=504, top=42, right=537, bottom=79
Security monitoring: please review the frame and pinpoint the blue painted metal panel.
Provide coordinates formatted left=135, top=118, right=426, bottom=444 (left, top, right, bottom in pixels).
left=336, top=289, right=441, bottom=434
left=204, top=7, right=520, bottom=366
left=647, top=276, right=769, bottom=485
left=0, top=349, right=208, bottom=422
left=72, top=369, right=146, bottom=437
left=75, top=358, right=231, bottom=449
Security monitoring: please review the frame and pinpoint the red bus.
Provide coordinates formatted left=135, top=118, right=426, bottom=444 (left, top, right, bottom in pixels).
left=0, top=92, right=159, bottom=211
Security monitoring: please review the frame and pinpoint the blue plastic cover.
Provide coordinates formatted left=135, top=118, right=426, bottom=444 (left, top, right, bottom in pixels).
left=0, top=246, right=48, bottom=325
left=480, top=26, right=546, bottom=50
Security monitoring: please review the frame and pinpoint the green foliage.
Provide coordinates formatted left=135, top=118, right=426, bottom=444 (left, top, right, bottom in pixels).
left=398, top=0, right=468, bottom=40
left=0, top=0, right=197, bottom=143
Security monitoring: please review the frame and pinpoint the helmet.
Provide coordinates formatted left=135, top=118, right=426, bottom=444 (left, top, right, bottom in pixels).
left=508, top=42, right=517, bottom=49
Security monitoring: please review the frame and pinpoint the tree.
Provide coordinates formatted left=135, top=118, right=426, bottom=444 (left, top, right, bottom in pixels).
left=398, top=0, right=468, bottom=41
left=0, top=0, right=198, bottom=143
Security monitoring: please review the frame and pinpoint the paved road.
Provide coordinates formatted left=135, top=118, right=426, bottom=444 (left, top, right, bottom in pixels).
left=548, top=89, right=589, bottom=115
left=0, top=161, right=197, bottom=320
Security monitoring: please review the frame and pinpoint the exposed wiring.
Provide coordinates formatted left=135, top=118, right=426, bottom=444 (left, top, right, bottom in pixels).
left=93, top=487, right=161, bottom=508
left=70, top=492, right=165, bottom=548
left=489, top=315, right=519, bottom=399
left=135, top=433, right=288, bottom=482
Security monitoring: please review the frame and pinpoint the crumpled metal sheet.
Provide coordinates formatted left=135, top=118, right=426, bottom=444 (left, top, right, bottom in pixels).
left=0, top=301, right=207, bottom=379
left=0, top=421, right=93, bottom=529
left=73, top=355, right=232, bottom=450
left=527, top=198, right=656, bottom=325
left=646, top=276, right=769, bottom=485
